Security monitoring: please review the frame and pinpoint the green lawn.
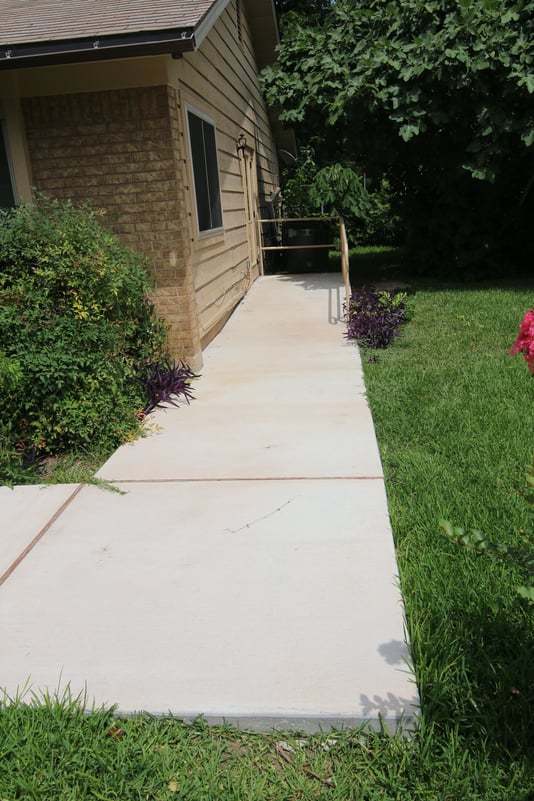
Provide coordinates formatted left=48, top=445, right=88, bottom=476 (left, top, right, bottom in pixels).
left=328, top=245, right=403, bottom=283
left=361, top=283, right=534, bottom=757
left=1, top=281, right=533, bottom=800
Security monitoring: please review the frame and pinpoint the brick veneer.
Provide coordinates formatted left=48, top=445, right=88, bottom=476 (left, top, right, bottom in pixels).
left=22, top=85, right=201, bottom=366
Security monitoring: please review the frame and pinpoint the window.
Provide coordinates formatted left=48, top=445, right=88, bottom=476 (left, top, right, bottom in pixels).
left=0, top=123, right=15, bottom=208
left=186, top=108, right=223, bottom=234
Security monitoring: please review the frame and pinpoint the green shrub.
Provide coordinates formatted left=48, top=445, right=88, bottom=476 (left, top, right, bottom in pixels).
left=0, top=196, right=167, bottom=483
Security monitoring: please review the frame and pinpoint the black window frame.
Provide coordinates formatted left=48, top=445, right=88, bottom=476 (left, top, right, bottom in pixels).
left=186, top=106, right=223, bottom=236
left=0, top=121, right=15, bottom=209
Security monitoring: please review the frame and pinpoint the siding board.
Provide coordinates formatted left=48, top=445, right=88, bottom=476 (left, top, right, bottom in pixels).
left=171, top=0, right=278, bottom=346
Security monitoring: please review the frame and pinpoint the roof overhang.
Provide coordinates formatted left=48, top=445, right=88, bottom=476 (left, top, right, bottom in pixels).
left=194, top=0, right=232, bottom=47
left=0, top=29, right=196, bottom=70
left=243, top=0, right=296, bottom=158
left=244, top=0, right=279, bottom=71
left=0, top=0, right=234, bottom=70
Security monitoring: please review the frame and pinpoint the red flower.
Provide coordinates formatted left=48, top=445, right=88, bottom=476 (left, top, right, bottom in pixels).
left=510, top=309, right=534, bottom=374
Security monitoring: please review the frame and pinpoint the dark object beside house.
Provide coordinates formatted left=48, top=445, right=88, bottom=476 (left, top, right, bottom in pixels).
left=281, top=219, right=330, bottom=272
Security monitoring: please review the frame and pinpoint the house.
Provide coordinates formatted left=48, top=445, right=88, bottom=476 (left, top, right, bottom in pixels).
left=0, top=0, right=285, bottom=368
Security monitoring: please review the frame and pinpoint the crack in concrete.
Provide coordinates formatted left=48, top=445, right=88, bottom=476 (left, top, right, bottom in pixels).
left=224, top=497, right=295, bottom=534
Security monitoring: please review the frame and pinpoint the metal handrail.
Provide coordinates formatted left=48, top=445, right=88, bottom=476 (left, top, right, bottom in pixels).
left=256, top=214, right=351, bottom=317
left=257, top=216, right=338, bottom=223
left=261, top=244, right=333, bottom=251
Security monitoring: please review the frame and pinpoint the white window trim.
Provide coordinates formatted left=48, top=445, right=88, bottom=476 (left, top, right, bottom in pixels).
left=185, top=103, right=224, bottom=238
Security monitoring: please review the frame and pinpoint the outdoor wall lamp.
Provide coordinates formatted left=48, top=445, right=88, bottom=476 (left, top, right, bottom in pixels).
left=236, top=133, right=248, bottom=155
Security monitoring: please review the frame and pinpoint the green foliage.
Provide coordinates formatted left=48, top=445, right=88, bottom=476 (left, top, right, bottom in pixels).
left=274, top=0, right=331, bottom=34
left=281, top=151, right=369, bottom=219
left=440, top=520, right=534, bottom=605
left=1, top=686, right=533, bottom=799
left=360, top=177, right=403, bottom=246
left=0, top=196, right=167, bottom=483
left=309, top=163, right=370, bottom=218
left=281, top=150, right=402, bottom=245
left=262, top=0, right=534, bottom=274
left=279, top=152, right=317, bottom=218
left=0, top=349, right=22, bottom=391
left=265, top=0, right=534, bottom=168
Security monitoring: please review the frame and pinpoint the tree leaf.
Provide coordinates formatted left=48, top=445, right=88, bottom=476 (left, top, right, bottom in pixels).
left=399, top=123, right=419, bottom=141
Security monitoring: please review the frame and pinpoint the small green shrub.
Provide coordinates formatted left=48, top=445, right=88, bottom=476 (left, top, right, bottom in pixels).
left=0, top=196, right=167, bottom=483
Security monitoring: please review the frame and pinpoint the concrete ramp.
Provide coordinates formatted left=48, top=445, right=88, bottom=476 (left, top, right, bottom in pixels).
left=0, top=274, right=419, bottom=731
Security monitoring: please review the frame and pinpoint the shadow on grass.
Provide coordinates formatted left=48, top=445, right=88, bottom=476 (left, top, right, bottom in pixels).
left=418, top=600, right=534, bottom=759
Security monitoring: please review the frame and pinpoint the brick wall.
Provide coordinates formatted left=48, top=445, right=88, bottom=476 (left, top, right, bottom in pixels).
left=22, top=85, right=202, bottom=367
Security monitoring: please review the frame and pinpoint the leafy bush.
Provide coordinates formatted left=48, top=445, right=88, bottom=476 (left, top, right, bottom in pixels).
left=281, top=150, right=403, bottom=247
left=0, top=196, right=168, bottom=483
left=362, top=177, right=404, bottom=247
left=346, top=286, right=408, bottom=348
left=281, top=153, right=369, bottom=250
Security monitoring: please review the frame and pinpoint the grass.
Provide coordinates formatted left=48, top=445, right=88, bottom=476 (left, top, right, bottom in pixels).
left=0, top=688, right=530, bottom=800
left=360, top=283, right=534, bottom=755
left=328, top=246, right=403, bottom=283
left=35, top=450, right=113, bottom=484
left=1, top=281, right=533, bottom=799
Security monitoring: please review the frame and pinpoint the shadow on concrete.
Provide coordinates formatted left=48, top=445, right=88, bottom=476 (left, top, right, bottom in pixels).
left=275, top=273, right=347, bottom=326
left=378, top=639, right=409, bottom=666
left=359, top=691, right=418, bottom=722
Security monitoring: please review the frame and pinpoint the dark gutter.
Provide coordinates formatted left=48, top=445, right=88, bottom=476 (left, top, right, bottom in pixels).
left=0, top=29, right=196, bottom=70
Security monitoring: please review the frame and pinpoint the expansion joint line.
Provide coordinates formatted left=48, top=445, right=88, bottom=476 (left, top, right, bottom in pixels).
left=0, top=484, right=84, bottom=588
left=110, top=475, right=385, bottom=483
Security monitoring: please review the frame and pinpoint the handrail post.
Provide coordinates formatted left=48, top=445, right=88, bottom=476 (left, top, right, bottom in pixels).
left=339, top=216, right=351, bottom=319
left=257, top=215, right=264, bottom=276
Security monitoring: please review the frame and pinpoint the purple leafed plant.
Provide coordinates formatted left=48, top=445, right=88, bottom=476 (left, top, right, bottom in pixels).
left=346, top=286, right=407, bottom=349
left=140, top=359, right=198, bottom=415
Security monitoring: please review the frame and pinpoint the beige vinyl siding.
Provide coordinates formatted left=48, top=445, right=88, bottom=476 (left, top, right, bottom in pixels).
left=169, top=0, right=278, bottom=346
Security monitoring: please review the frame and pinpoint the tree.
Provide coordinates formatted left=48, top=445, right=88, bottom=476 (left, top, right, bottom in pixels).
left=263, top=0, right=534, bottom=275
left=274, top=0, right=332, bottom=23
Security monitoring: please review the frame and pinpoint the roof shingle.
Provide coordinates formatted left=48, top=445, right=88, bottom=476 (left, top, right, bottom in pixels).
left=0, top=0, right=216, bottom=46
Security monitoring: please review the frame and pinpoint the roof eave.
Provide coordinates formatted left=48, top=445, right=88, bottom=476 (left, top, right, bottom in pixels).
left=244, top=0, right=279, bottom=71
left=194, top=0, right=232, bottom=47
left=0, top=29, right=196, bottom=70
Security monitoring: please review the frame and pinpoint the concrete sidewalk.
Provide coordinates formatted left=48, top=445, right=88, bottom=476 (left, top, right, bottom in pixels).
left=0, top=274, right=419, bottom=732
